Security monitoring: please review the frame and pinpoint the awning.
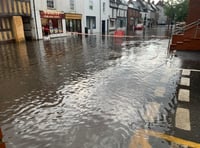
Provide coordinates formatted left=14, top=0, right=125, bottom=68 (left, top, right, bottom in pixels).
left=40, top=10, right=64, bottom=19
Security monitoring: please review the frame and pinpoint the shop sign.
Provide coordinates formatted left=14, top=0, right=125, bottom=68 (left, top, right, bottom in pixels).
left=65, top=13, right=82, bottom=20
left=40, top=11, right=64, bottom=19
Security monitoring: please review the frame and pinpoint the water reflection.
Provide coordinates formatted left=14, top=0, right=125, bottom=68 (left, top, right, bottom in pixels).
left=0, top=27, right=181, bottom=147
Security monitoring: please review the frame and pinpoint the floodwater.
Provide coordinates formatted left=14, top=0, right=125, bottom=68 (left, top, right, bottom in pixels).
left=0, top=26, right=182, bottom=148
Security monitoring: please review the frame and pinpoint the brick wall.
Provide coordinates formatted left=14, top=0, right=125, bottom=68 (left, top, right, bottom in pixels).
left=187, top=0, right=200, bottom=24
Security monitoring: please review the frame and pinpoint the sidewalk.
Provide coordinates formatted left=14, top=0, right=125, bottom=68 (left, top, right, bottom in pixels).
left=172, top=51, right=200, bottom=143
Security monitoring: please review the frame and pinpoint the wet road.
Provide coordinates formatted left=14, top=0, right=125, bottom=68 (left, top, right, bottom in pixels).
left=0, top=26, right=199, bottom=148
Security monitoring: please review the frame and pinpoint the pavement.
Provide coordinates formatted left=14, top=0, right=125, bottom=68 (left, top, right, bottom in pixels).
left=172, top=51, right=200, bottom=144
left=128, top=50, right=200, bottom=148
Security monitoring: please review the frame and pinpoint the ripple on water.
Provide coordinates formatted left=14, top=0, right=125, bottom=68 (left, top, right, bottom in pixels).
left=0, top=37, right=180, bottom=147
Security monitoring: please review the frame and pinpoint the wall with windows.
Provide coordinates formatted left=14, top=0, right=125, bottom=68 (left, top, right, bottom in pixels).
left=84, top=0, right=100, bottom=33
left=31, top=0, right=67, bottom=39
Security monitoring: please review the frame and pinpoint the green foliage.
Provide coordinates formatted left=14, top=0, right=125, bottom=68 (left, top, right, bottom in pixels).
left=164, top=0, right=189, bottom=22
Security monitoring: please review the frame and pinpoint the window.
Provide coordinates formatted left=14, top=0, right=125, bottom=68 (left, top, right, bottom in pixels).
left=86, top=16, right=96, bottom=29
left=103, top=2, right=105, bottom=13
left=89, top=0, right=93, bottom=10
left=110, top=20, right=115, bottom=28
left=70, top=0, right=75, bottom=10
left=47, top=0, right=54, bottom=9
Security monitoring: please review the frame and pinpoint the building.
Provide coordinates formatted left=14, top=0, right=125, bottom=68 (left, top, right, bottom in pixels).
left=65, top=0, right=82, bottom=33
left=0, top=0, right=31, bottom=42
left=136, top=0, right=149, bottom=26
left=170, top=0, right=200, bottom=51
left=31, top=0, right=68, bottom=40
left=100, top=0, right=110, bottom=34
left=127, top=0, right=141, bottom=31
left=109, top=0, right=128, bottom=32
left=156, top=0, right=167, bottom=25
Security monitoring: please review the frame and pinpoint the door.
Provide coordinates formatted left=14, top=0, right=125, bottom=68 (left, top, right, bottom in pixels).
left=102, top=20, right=106, bottom=34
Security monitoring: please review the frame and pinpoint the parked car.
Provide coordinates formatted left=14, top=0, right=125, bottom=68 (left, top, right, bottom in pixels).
left=134, top=24, right=144, bottom=30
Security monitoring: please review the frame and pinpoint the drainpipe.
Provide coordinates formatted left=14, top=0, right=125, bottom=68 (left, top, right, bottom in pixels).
left=100, top=0, right=102, bottom=34
left=33, top=0, right=39, bottom=40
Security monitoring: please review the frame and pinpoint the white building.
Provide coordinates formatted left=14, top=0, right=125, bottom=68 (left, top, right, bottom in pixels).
left=75, top=0, right=109, bottom=34
left=31, top=0, right=110, bottom=39
left=31, top=0, right=67, bottom=39
left=156, top=1, right=167, bottom=25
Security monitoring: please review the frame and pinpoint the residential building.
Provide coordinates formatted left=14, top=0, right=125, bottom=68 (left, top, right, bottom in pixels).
left=0, top=0, right=31, bottom=42
left=69, top=0, right=108, bottom=34
left=109, top=0, right=128, bottom=32
left=127, top=0, right=141, bottom=31
left=136, top=0, right=149, bottom=26
left=156, top=0, right=167, bottom=25
left=100, top=0, right=110, bottom=34
left=136, top=0, right=158, bottom=27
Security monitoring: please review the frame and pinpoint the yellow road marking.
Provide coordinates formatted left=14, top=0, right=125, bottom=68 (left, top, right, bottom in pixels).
left=129, top=129, right=200, bottom=148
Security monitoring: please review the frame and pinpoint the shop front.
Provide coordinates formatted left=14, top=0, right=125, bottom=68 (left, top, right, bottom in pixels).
left=65, top=13, right=82, bottom=33
left=40, top=10, right=65, bottom=37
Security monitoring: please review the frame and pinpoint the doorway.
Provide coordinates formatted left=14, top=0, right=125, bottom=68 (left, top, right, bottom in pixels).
left=102, top=20, right=106, bottom=34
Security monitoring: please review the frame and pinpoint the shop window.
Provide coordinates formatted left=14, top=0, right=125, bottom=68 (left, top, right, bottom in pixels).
left=70, top=0, right=75, bottom=10
left=41, top=18, right=63, bottom=36
left=86, top=16, right=96, bottom=29
left=47, top=0, right=54, bottom=9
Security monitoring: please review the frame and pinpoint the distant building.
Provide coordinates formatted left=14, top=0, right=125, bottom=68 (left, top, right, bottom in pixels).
left=0, top=0, right=31, bottom=42
left=156, top=0, right=167, bottom=25
left=109, top=0, right=128, bottom=32
left=127, top=0, right=141, bottom=31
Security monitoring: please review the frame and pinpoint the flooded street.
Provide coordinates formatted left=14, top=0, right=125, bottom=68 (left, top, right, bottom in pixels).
left=0, top=26, right=191, bottom=148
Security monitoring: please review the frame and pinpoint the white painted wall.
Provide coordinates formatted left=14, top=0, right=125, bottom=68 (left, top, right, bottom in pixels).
left=31, top=0, right=67, bottom=39
left=157, top=5, right=167, bottom=24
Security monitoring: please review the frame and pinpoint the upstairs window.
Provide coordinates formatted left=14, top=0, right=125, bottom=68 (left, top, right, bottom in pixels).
left=89, top=0, right=93, bottom=10
left=70, top=0, right=75, bottom=10
left=47, top=0, right=54, bottom=9
left=103, top=2, right=105, bottom=13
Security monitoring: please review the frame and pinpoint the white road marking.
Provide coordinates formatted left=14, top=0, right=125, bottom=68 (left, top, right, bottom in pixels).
left=178, top=89, right=190, bottom=102
left=182, top=69, right=191, bottom=76
left=143, top=102, right=161, bottom=123
left=175, top=108, right=191, bottom=131
left=180, top=77, right=190, bottom=86
left=154, top=87, right=166, bottom=97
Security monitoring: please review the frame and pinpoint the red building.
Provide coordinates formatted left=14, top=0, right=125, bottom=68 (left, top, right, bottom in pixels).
left=127, top=0, right=141, bottom=31
left=170, top=0, right=200, bottom=51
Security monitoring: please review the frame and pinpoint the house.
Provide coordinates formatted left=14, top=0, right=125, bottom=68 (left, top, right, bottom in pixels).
left=156, top=0, right=167, bottom=25
left=0, top=0, right=31, bottom=42
left=127, top=0, right=141, bottom=31
left=109, top=0, right=128, bottom=32
left=136, top=0, right=149, bottom=26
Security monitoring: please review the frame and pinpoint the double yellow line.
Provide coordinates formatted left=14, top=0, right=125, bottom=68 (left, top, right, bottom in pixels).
left=129, top=129, right=200, bottom=148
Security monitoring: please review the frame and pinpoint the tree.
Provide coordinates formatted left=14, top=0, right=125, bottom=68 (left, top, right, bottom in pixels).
left=164, top=0, right=189, bottom=23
